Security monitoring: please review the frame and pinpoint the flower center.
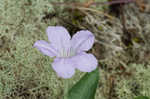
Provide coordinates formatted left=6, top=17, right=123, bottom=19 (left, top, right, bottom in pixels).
left=60, top=47, right=75, bottom=58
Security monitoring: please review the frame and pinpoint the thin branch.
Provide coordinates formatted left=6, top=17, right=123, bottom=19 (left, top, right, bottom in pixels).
left=77, top=7, right=114, bottom=20
left=51, top=0, right=135, bottom=7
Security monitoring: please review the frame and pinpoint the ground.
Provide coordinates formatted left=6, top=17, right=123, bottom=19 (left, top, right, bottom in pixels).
left=0, top=0, right=150, bottom=99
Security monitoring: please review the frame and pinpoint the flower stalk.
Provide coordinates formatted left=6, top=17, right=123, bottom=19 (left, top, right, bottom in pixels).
left=64, top=80, right=69, bottom=99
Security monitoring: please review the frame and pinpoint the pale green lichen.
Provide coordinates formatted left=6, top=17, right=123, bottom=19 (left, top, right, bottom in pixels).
left=115, top=64, right=150, bottom=99
left=0, top=0, right=150, bottom=99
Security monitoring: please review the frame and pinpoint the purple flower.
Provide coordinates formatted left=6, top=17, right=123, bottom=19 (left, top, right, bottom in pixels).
left=34, top=26, right=98, bottom=79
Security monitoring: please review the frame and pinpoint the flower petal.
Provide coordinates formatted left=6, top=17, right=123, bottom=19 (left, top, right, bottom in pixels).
left=33, top=40, right=58, bottom=57
left=52, top=58, right=75, bottom=79
left=72, top=52, right=98, bottom=72
left=46, top=26, right=71, bottom=53
left=71, top=30, right=95, bottom=53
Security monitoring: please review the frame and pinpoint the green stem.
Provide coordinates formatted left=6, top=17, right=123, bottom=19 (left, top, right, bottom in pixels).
left=64, top=80, right=69, bottom=99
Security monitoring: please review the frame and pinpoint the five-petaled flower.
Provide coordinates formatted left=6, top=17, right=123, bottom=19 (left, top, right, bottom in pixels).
left=34, top=26, right=98, bottom=79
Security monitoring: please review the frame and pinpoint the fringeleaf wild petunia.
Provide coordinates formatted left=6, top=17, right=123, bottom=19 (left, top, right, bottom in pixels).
left=34, top=26, right=98, bottom=79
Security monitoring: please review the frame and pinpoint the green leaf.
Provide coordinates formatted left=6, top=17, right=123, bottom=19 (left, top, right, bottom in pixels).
left=134, top=96, right=149, bottom=99
left=68, top=68, right=99, bottom=99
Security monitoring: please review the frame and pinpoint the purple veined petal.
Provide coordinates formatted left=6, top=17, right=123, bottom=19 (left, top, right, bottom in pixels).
left=71, top=30, right=95, bottom=53
left=46, top=26, right=71, bottom=54
left=72, top=52, right=98, bottom=72
left=33, top=40, right=58, bottom=57
left=52, top=58, right=75, bottom=79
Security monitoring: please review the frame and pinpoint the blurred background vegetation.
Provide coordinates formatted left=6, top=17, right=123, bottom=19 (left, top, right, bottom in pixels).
left=0, top=0, right=150, bottom=99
